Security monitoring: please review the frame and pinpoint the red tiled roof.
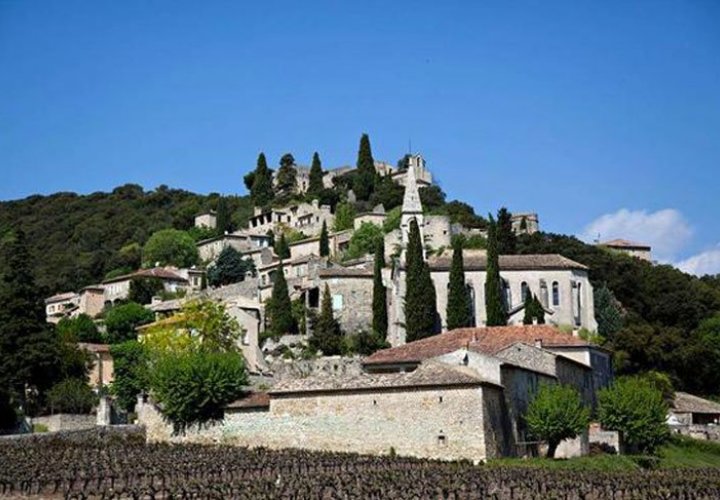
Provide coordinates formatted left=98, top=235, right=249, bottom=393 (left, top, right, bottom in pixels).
left=427, top=253, right=588, bottom=272
left=102, top=267, right=188, bottom=284
left=45, top=292, right=78, bottom=304
left=600, top=239, right=651, bottom=250
left=77, top=343, right=111, bottom=354
left=364, top=325, right=593, bottom=366
left=227, top=392, right=270, bottom=409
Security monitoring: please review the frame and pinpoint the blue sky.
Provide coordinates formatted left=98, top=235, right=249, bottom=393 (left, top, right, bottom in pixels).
left=2, top=1, right=719, bottom=274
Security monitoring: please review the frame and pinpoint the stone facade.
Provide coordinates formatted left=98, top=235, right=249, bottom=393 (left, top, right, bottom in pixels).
left=246, top=200, right=334, bottom=237
left=194, top=212, right=217, bottom=229
left=511, top=213, right=539, bottom=235
left=316, top=269, right=375, bottom=334
left=599, top=239, right=652, bottom=262
left=197, top=232, right=271, bottom=263
left=31, top=414, right=96, bottom=433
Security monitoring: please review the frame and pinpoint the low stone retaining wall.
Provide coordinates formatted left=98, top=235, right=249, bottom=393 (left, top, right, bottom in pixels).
left=31, top=414, right=96, bottom=433
left=0, top=425, right=145, bottom=444
left=671, top=424, right=720, bottom=442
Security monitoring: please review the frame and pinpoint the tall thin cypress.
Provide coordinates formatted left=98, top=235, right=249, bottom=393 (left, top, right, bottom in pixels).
left=308, top=152, right=324, bottom=197
left=310, top=284, right=342, bottom=355
left=251, top=153, right=274, bottom=207
left=275, top=233, right=290, bottom=259
left=446, top=237, right=472, bottom=330
left=372, top=238, right=388, bottom=338
left=268, top=261, right=295, bottom=338
left=319, top=221, right=330, bottom=257
left=215, top=197, right=231, bottom=235
left=485, top=215, right=507, bottom=326
left=353, top=133, right=376, bottom=201
left=404, top=219, right=438, bottom=342
left=523, top=292, right=534, bottom=325
left=496, top=207, right=517, bottom=255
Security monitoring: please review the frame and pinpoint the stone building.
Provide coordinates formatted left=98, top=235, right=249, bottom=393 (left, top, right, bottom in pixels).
left=45, top=292, right=80, bottom=324
left=197, top=232, right=272, bottom=263
left=102, top=267, right=204, bottom=305
left=599, top=239, right=652, bottom=262
left=511, top=212, right=539, bottom=235
left=44, top=286, right=107, bottom=323
left=669, top=392, right=720, bottom=426
left=246, top=200, right=334, bottom=238
left=288, top=230, right=353, bottom=260
left=194, top=211, right=217, bottom=229
left=78, top=343, right=114, bottom=388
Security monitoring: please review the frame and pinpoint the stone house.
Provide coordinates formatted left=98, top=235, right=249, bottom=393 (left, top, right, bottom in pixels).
left=102, top=267, right=203, bottom=305
left=288, top=230, right=353, bottom=260
left=78, top=342, right=114, bottom=388
left=45, top=292, right=81, bottom=324
left=353, top=204, right=387, bottom=230
left=246, top=200, right=334, bottom=238
left=197, top=232, right=272, bottom=263
left=511, top=212, right=539, bottom=235
left=194, top=211, right=217, bottom=229
left=669, top=392, right=720, bottom=426
left=599, top=239, right=652, bottom=262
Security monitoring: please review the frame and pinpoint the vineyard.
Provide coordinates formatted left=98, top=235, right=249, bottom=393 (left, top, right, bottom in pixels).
left=1, top=437, right=719, bottom=499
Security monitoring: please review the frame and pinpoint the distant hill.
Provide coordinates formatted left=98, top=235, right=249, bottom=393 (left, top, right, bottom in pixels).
left=0, top=184, right=252, bottom=294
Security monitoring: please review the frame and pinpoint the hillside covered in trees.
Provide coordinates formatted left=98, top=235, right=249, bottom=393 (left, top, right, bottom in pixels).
left=0, top=184, right=252, bottom=294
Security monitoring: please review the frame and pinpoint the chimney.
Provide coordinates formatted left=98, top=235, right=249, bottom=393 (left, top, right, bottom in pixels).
left=534, top=339, right=543, bottom=349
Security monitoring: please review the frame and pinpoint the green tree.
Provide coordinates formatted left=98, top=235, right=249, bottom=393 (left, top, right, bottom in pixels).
left=107, top=242, right=142, bottom=274
left=105, top=302, right=155, bottom=344
left=526, top=384, right=590, bottom=458
left=128, top=277, right=165, bottom=305
left=419, top=185, right=446, bottom=211
left=47, top=378, right=97, bottom=414
left=276, top=153, right=297, bottom=197
left=149, top=350, right=247, bottom=434
left=598, top=376, right=669, bottom=454
left=207, top=246, right=255, bottom=287
left=57, top=314, right=103, bottom=343
left=446, top=237, right=472, bottom=330
left=310, top=284, right=343, bottom=355
left=215, top=196, right=231, bottom=235
left=274, top=233, right=291, bottom=259
left=533, top=294, right=546, bottom=324
left=308, top=152, right=324, bottom=197
left=345, top=222, right=384, bottom=261
left=405, top=219, right=438, bottom=342
left=372, top=238, right=388, bottom=338
left=496, top=207, right=517, bottom=254
left=485, top=216, right=507, bottom=326
left=142, top=229, right=198, bottom=268
left=267, top=263, right=296, bottom=339
left=594, top=283, right=623, bottom=340
left=319, top=221, right=330, bottom=257
left=371, top=173, right=405, bottom=210
left=522, top=292, right=535, bottom=325
left=109, top=340, right=148, bottom=412
left=333, top=202, right=356, bottom=232
left=353, top=133, right=376, bottom=201
left=246, top=153, right=274, bottom=207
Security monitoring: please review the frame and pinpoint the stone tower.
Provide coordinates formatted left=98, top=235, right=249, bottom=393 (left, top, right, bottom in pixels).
left=400, top=162, right=425, bottom=263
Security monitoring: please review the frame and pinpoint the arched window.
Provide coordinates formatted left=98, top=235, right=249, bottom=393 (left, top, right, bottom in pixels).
left=466, top=283, right=477, bottom=327
left=502, top=279, right=511, bottom=309
left=521, top=282, right=529, bottom=301
left=540, top=280, right=549, bottom=307
left=552, top=281, right=560, bottom=306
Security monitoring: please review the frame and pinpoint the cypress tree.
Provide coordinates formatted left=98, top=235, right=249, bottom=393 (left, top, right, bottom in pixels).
left=485, top=216, right=507, bottom=326
left=215, top=196, right=231, bottom=235
left=251, top=153, right=274, bottom=207
left=275, top=233, right=291, bottom=259
left=446, top=237, right=472, bottom=330
left=533, top=294, right=546, bottom=324
left=496, top=207, right=517, bottom=255
left=276, top=153, right=297, bottom=196
left=308, top=152, right=324, bottom=197
left=353, top=133, right=376, bottom=201
left=523, top=292, right=534, bottom=325
left=319, top=221, right=330, bottom=257
left=405, top=219, right=438, bottom=342
left=268, top=262, right=296, bottom=339
left=372, top=238, right=388, bottom=338
left=310, top=284, right=342, bottom=355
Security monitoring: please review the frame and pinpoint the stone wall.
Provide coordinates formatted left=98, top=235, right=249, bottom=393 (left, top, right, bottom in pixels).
left=269, top=356, right=364, bottom=381
left=671, top=424, right=720, bottom=442
left=30, top=414, right=96, bottom=433
left=139, top=385, right=494, bottom=462
left=321, top=275, right=374, bottom=334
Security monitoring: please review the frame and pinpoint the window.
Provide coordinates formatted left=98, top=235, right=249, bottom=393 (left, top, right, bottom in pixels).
left=502, top=280, right=511, bottom=308
left=552, top=282, right=560, bottom=306
left=332, top=294, right=343, bottom=311
left=521, top=281, right=529, bottom=301
left=540, top=281, right=548, bottom=307
left=466, top=284, right=476, bottom=327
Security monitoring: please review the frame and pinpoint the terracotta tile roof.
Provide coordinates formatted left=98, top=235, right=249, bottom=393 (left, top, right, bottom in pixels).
left=77, top=342, right=111, bottom=354
left=227, top=392, right=270, bottom=409
left=270, top=361, right=490, bottom=395
left=600, top=239, right=651, bottom=250
left=672, top=392, right=720, bottom=414
left=45, top=292, right=78, bottom=304
left=364, top=326, right=593, bottom=366
left=102, top=267, right=188, bottom=284
left=427, top=253, right=588, bottom=271
left=318, top=267, right=373, bottom=278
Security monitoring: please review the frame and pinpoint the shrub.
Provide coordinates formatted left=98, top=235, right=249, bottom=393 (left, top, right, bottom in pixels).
left=598, top=376, right=669, bottom=454
left=56, top=314, right=103, bottom=343
left=344, top=222, right=384, bottom=261
left=128, top=277, right=165, bottom=305
left=526, top=384, right=590, bottom=458
left=105, top=302, right=155, bottom=344
left=47, top=378, right=97, bottom=414
left=142, top=229, right=198, bottom=268
left=149, top=351, right=247, bottom=433
left=110, top=340, right=149, bottom=412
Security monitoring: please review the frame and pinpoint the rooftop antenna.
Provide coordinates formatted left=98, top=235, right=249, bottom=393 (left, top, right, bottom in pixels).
left=408, top=138, right=412, bottom=155
left=594, top=232, right=601, bottom=245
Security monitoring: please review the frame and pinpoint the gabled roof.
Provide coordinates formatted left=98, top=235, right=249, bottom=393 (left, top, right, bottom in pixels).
left=318, top=267, right=373, bottom=278
left=270, top=361, right=491, bottom=395
left=45, top=292, right=78, bottom=304
left=102, top=267, right=188, bottom=284
left=364, top=326, right=594, bottom=366
left=427, top=252, right=588, bottom=272
left=673, top=392, right=720, bottom=414
left=600, top=239, right=651, bottom=250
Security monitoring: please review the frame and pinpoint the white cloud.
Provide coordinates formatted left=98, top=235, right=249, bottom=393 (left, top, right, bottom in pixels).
left=676, top=245, right=720, bottom=276
left=580, top=208, right=693, bottom=261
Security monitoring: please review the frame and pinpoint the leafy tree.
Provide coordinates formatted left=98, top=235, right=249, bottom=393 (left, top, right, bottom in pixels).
left=405, top=219, right=438, bottom=342
left=57, top=314, right=103, bottom=343
left=397, top=154, right=411, bottom=171
left=274, top=233, right=291, bottom=259
left=207, top=246, right=255, bottom=287
left=142, top=299, right=243, bottom=354
left=246, top=153, right=274, bottom=207
left=107, top=243, right=142, bottom=274
left=372, top=238, right=388, bottom=338
left=523, top=292, right=535, bottom=325
left=266, top=262, right=296, bottom=339
left=319, top=221, right=330, bottom=257
left=595, top=283, right=623, bottom=340
left=419, top=185, right=446, bottom=211
left=308, top=152, right=324, bottom=197
left=383, top=207, right=402, bottom=233
left=452, top=233, right=487, bottom=250
left=310, top=284, right=343, bottom=355
left=353, top=134, right=376, bottom=201
left=598, top=376, right=669, bottom=454
left=276, top=153, right=297, bottom=197
left=129, top=277, right=165, bottom=305
left=496, top=207, right=516, bottom=254
left=317, top=187, right=341, bottom=210
left=47, top=378, right=98, bottom=414
left=485, top=216, right=507, bottom=326
left=446, top=238, right=472, bottom=330
left=371, top=173, right=404, bottom=210
left=109, top=340, right=148, bottom=412
left=333, top=202, right=356, bottom=232
left=526, top=384, right=590, bottom=458
left=345, top=222, right=384, bottom=261
left=215, top=196, right=231, bottom=235
left=343, top=330, right=388, bottom=356
left=149, top=350, right=247, bottom=434
left=443, top=200, right=488, bottom=229
left=142, top=229, right=198, bottom=268
left=105, top=302, right=155, bottom=344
